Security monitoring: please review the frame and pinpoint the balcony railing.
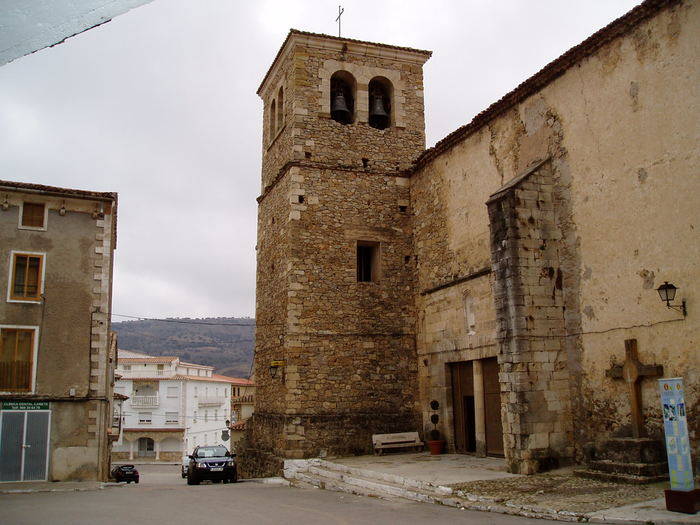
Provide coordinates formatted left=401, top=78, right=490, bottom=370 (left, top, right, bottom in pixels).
left=198, top=396, right=225, bottom=406
left=131, top=395, right=159, bottom=407
left=122, top=370, right=171, bottom=378
left=232, top=394, right=255, bottom=404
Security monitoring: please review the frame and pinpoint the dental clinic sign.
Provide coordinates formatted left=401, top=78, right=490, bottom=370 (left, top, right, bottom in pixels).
left=659, top=378, right=695, bottom=491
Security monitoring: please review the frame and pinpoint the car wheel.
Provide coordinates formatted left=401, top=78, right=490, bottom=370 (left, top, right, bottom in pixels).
left=187, top=473, right=199, bottom=485
left=230, top=469, right=238, bottom=483
left=135, top=479, right=139, bottom=484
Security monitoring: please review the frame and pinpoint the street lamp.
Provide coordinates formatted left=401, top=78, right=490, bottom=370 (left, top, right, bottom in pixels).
left=656, top=281, right=687, bottom=316
left=269, top=360, right=285, bottom=379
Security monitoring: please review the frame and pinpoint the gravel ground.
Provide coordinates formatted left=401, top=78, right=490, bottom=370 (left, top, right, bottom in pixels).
left=449, top=473, right=667, bottom=513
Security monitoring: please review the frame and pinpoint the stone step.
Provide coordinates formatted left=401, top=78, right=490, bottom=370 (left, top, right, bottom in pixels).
left=573, top=468, right=668, bottom=484
left=287, top=464, right=454, bottom=505
left=284, top=458, right=465, bottom=506
left=311, top=458, right=452, bottom=496
left=587, top=459, right=668, bottom=477
left=590, top=438, right=666, bottom=464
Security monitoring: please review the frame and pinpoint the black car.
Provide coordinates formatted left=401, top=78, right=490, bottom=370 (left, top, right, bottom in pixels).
left=187, top=445, right=237, bottom=485
left=111, top=464, right=139, bottom=483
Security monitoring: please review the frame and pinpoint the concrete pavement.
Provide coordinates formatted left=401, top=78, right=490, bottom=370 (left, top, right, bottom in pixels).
left=0, top=464, right=551, bottom=525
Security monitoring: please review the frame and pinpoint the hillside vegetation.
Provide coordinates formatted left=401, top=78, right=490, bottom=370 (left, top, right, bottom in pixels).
left=112, top=317, right=255, bottom=378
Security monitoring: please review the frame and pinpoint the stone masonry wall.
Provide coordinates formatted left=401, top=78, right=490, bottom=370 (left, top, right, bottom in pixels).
left=487, top=161, right=575, bottom=474
left=243, top=34, right=430, bottom=477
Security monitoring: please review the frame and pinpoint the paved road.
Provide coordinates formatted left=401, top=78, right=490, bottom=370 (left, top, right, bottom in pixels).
left=1, top=464, right=552, bottom=525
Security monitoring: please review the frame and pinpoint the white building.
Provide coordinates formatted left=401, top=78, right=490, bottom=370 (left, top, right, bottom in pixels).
left=111, top=350, right=243, bottom=462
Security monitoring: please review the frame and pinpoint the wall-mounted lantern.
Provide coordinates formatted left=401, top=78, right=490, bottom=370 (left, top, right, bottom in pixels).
left=269, top=360, right=285, bottom=379
left=656, top=281, right=687, bottom=316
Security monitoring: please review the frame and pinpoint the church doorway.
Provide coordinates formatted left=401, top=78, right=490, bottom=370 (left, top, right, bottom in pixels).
left=483, top=357, right=504, bottom=456
left=450, top=361, right=476, bottom=453
left=450, top=357, right=504, bottom=457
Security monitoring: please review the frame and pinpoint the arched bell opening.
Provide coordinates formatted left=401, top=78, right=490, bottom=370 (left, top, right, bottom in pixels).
left=277, top=86, right=284, bottom=130
left=269, top=98, right=277, bottom=141
left=330, top=71, right=356, bottom=125
left=368, top=77, right=392, bottom=130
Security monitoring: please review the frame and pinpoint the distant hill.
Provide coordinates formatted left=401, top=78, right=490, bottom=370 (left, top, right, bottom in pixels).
left=112, top=317, right=255, bottom=378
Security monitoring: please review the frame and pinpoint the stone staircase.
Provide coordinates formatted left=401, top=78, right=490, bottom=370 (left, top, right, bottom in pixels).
left=283, top=458, right=462, bottom=506
left=575, top=437, right=668, bottom=484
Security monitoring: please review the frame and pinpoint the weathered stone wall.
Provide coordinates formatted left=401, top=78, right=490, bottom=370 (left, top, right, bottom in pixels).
left=411, top=0, right=699, bottom=471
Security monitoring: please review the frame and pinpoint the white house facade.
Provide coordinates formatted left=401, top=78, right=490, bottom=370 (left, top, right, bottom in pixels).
left=111, top=350, right=242, bottom=462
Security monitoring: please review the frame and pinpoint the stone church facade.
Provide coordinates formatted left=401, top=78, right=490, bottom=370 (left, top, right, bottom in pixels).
left=241, top=0, right=699, bottom=476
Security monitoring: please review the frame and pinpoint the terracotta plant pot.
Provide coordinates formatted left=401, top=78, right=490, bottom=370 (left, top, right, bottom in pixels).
left=427, top=440, right=445, bottom=455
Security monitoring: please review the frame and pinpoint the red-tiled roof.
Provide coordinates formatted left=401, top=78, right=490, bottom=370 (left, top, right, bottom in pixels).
left=113, top=392, right=129, bottom=400
left=179, top=361, right=213, bottom=369
left=213, top=374, right=254, bottom=385
left=413, top=0, right=678, bottom=170
left=258, top=28, right=432, bottom=94
left=229, top=419, right=247, bottom=431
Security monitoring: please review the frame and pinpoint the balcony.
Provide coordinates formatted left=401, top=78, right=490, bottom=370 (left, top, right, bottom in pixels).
left=131, top=395, right=159, bottom=407
left=123, top=369, right=171, bottom=378
left=197, top=396, right=225, bottom=406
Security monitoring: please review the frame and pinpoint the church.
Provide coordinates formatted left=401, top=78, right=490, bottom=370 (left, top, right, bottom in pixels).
left=240, top=0, right=698, bottom=477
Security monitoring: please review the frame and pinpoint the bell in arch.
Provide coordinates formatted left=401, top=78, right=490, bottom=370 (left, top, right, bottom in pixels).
left=369, top=91, right=389, bottom=130
left=331, top=89, right=352, bottom=124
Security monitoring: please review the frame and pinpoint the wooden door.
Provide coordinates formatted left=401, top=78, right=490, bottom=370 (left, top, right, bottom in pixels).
left=482, top=357, right=504, bottom=456
left=450, top=362, right=476, bottom=453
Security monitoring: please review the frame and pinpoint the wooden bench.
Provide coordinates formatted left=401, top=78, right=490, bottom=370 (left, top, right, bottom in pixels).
left=372, top=432, right=424, bottom=455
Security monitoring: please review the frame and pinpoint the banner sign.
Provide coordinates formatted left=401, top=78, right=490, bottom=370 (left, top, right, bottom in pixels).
left=659, top=378, right=695, bottom=491
left=1, top=401, right=50, bottom=411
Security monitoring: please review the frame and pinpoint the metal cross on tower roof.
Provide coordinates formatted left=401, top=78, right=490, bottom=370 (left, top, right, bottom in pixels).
left=335, top=5, right=344, bottom=37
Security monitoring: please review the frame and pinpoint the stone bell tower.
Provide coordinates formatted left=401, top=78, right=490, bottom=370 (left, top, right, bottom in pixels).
left=240, top=29, right=431, bottom=477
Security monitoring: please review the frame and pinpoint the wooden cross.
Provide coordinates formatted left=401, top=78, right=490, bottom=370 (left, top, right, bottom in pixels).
left=335, top=6, right=345, bottom=37
left=605, top=339, right=663, bottom=438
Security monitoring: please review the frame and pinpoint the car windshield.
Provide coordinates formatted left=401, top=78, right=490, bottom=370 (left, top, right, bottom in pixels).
left=196, top=446, right=227, bottom=458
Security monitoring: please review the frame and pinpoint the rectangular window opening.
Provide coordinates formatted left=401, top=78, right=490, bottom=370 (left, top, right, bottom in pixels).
left=357, top=241, right=379, bottom=282
left=10, top=253, right=43, bottom=301
left=138, top=412, right=152, bottom=424
left=21, top=202, right=46, bottom=229
left=0, top=328, right=34, bottom=392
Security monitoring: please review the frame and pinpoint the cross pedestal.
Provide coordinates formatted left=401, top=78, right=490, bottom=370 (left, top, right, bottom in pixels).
left=605, top=338, right=663, bottom=438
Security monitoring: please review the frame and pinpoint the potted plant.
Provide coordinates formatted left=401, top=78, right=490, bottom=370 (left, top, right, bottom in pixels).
left=427, top=400, right=445, bottom=455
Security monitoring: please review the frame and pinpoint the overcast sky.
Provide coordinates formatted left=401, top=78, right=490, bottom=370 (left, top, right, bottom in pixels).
left=0, top=0, right=640, bottom=321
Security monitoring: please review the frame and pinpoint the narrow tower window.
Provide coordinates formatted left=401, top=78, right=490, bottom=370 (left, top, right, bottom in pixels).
left=368, top=77, right=392, bottom=130
left=357, top=241, right=379, bottom=282
left=330, top=71, right=355, bottom=125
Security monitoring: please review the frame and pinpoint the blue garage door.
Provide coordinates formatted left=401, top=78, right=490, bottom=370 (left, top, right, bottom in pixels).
left=0, top=410, right=50, bottom=481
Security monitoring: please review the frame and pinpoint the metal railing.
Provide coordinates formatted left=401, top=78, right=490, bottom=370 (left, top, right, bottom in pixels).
left=130, top=395, right=159, bottom=407
left=198, top=396, right=225, bottom=406
left=121, top=370, right=170, bottom=378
